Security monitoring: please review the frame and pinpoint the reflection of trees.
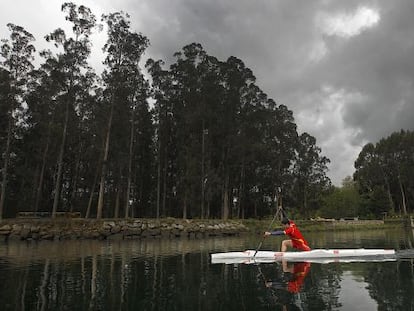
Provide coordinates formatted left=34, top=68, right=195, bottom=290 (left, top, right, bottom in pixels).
left=365, top=260, right=414, bottom=310
left=297, top=263, right=342, bottom=310
left=0, top=243, right=343, bottom=310
left=39, top=259, right=49, bottom=311
left=1, top=246, right=287, bottom=310
left=363, top=230, right=414, bottom=310
left=2, top=237, right=413, bottom=310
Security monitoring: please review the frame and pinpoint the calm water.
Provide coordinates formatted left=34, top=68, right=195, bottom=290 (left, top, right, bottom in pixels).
left=1, top=228, right=414, bottom=311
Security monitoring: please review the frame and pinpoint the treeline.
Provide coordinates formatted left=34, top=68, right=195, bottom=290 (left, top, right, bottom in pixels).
left=319, top=130, right=414, bottom=219
left=354, top=130, right=414, bottom=216
left=0, top=3, right=331, bottom=220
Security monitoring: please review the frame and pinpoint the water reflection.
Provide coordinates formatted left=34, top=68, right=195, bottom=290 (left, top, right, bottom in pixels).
left=0, top=230, right=413, bottom=310
left=338, top=271, right=377, bottom=310
left=261, top=261, right=311, bottom=310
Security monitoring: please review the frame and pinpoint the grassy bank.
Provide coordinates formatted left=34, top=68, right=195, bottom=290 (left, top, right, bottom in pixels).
left=241, top=217, right=403, bottom=233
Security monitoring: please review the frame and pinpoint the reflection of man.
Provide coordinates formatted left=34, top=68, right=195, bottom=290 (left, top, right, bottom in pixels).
left=265, top=261, right=311, bottom=293
left=283, top=261, right=311, bottom=293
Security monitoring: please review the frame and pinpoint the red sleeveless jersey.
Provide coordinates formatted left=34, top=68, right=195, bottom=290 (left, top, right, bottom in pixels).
left=284, top=220, right=310, bottom=251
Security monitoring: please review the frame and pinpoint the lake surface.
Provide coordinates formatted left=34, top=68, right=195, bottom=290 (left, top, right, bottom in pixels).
left=1, top=228, right=414, bottom=310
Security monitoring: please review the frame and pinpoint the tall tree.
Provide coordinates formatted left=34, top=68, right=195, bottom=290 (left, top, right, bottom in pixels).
left=355, top=130, right=414, bottom=216
left=219, top=56, right=256, bottom=220
left=0, top=24, right=35, bottom=220
left=97, top=12, right=149, bottom=219
left=147, top=42, right=332, bottom=220
left=169, top=43, right=209, bottom=219
left=293, top=132, right=331, bottom=216
left=145, top=59, right=172, bottom=219
left=44, top=2, right=98, bottom=218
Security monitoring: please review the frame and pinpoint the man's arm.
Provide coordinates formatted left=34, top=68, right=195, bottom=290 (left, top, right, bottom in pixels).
left=264, top=230, right=285, bottom=236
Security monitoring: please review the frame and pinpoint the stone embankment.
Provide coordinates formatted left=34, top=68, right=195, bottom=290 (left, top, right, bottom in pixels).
left=0, top=219, right=248, bottom=242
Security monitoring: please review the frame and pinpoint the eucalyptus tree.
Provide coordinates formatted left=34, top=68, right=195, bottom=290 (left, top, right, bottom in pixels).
left=354, top=130, right=414, bottom=216
left=0, top=69, right=12, bottom=215
left=0, top=23, right=35, bottom=220
left=169, top=43, right=211, bottom=219
left=44, top=2, right=98, bottom=218
left=217, top=56, right=257, bottom=219
left=0, top=69, right=11, bottom=150
left=376, top=131, right=414, bottom=215
left=21, top=65, right=58, bottom=213
left=151, top=44, right=329, bottom=220
left=146, top=59, right=174, bottom=219
left=354, top=142, right=394, bottom=215
left=121, top=64, right=152, bottom=219
left=97, top=12, right=149, bottom=219
left=293, top=132, right=331, bottom=216
left=194, top=55, right=222, bottom=219
left=26, top=49, right=102, bottom=217
left=130, top=98, right=155, bottom=218
left=259, top=102, right=299, bottom=213
left=229, top=77, right=268, bottom=219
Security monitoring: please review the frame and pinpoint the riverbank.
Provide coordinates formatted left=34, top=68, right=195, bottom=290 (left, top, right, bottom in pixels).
left=0, top=217, right=407, bottom=242
left=0, top=218, right=249, bottom=242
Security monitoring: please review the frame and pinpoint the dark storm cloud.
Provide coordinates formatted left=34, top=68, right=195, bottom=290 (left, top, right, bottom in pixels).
left=308, top=0, right=414, bottom=145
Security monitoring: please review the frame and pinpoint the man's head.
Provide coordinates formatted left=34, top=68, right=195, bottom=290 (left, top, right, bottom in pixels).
left=281, top=218, right=290, bottom=227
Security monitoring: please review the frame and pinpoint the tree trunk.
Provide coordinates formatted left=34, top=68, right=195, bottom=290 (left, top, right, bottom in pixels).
left=183, top=189, right=187, bottom=219
left=254, top=201, right=257, bottom=218
left=97, top=99, right=115, bottom=219
left=69, top=138, right=82, bottom=212
left=0, top=116, right=13, bottom=220
left=85, top=159, right=100, bottom=218
left=162, top=109, right=168, bottom=218
left=125, top=106, right=135, bottom=218
left=52, top=101, right=69, bottom=218
left=114, top=185, right=120, bottom=218
left=384, top=177, right=395, bottom=212
left=34, top=122, right=51, bottom=213
left=156, top=136, right=161, bottom=219
left=162, top=155, right=167, bottom=217
left=398, top=175, right=408, bottom=215
left=222, top=171, right=229, bottom=220
left=303, top=183, right=308, bottom=213
left=206, top=201, right=210, bottom=219
left=31, top=164, right=40, bottom=210
left=238, top=159, right=245, bottom=219
left=201, top=122, right=206, bottom=219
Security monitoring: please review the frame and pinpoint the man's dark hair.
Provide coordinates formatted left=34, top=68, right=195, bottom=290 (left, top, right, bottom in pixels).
left=281, top=218, right=290, bottom=225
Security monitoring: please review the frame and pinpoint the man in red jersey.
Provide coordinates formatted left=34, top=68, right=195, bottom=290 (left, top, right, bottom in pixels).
left=264, top=218, right=311, bottom=252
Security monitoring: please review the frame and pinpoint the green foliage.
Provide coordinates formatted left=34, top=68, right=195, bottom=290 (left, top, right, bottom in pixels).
left=0, top=3, right=332, bottom=220
left=354, top=130, right=414, bottom=217
left=318, top=179, right=362, bottom=219
left=0, top=23, right=36, bottom=219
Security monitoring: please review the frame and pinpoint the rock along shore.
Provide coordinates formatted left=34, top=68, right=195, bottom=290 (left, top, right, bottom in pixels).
left=0, top=218, right=249, bottom=242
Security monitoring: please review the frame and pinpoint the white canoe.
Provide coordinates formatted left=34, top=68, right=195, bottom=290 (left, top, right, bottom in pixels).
left=211, top=248, right=396, bottom=264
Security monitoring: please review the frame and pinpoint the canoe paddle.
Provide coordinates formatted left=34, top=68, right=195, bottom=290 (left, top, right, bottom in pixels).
left=253, top=209, right=280, bottom=258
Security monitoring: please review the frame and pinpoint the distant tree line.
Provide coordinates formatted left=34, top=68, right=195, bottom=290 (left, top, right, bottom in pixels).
left=319, top=130, right=414, bottom=219
left=353, top=130, right=414, bottom=217
left=1, top=3, right=333, bottom=220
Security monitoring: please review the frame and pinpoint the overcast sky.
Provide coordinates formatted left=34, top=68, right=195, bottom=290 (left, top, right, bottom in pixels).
left=1, top=0, right=414, bottom=186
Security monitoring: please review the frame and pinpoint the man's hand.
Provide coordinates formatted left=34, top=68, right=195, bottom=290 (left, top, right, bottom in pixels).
left=264, top=231, right=271, bottom=236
